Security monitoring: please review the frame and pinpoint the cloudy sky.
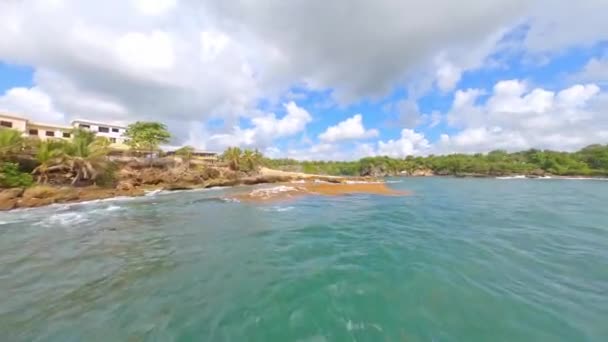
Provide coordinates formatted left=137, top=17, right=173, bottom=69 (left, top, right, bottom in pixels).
left=1, top=0, right=607, bottom=160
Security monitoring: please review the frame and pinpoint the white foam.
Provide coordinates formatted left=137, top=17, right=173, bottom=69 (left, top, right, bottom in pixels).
left=250, top=186, right=299, bottom=197
left=145, top=189, right=164, bottom=197
left=261, top=206, right=295, bottom=212
left=496, top=175, right=527, bottom=180
left=344, top=180, right=383, bottom=184
left=37, top=212, right=88, bottom=227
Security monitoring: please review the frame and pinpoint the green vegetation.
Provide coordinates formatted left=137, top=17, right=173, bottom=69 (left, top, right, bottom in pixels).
left=124, top=121, right=171, bottom=153
left=222, top=147, right=263, bottom=173
left=0, top=129, right=25, bottom=160
left=0, top=162, right=33, bottom=188
left=262, top=145, right=608, bottom=177
left=63, top=129, right=113, bottom=185
left=0, top=128, right=115, bottom=187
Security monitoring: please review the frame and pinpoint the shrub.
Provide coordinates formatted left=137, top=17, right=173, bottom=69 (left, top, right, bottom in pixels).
left=0, top=162, right=33, bottom=188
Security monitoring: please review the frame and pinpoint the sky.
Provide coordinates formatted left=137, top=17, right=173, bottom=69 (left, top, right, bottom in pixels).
left=1, top=0, right=607, bottom=160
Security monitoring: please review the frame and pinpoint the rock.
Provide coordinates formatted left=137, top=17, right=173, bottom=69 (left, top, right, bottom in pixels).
left=53, top=187, right=80, bottom=202
left=410, top=169, right=434, bottom=177
left=116, top=180, right=135, bottom=191
left=204, top=178, right=240, bottom=188
left=163, top=183, right=193, bottom=191
left=18, top=186, right=78, bottom=208
left=0, top=188, right=24, bottom=210
left=22, top=185, right=59, bottom=200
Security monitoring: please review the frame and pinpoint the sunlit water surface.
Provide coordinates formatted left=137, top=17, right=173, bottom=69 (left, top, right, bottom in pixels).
left=1, top=178, right=607, bottom=341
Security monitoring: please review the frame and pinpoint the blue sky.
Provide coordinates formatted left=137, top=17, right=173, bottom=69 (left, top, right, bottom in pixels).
left=1, top=1, right=607, bottom=159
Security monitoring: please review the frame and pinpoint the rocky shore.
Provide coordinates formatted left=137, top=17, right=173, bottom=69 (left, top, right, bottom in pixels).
left=0, top=165, right=377, bottom=211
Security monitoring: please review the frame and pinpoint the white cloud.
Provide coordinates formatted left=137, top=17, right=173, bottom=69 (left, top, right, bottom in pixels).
left=319, top=114, right=378, bottom=142
left=377, top=129, right=431, bottom=157
left=116, top=31, right=175, bottom=70
left=0, top=86, right=65, bottom=124
left=440, top=80, right=604, bottom=153
left=132, top=0, right=176, bottom=16
left=207, top=101, right=312, bottom=149
left=435, top=58, right=462, bottom=92
left=1, top=0, right=608, bottom=156
left=575, top=56, right=608, bottom=84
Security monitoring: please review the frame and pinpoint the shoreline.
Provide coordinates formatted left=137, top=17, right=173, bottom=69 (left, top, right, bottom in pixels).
left=3, top=170, right=607, bottom=211
left=0, top=171, right=380, bottom=211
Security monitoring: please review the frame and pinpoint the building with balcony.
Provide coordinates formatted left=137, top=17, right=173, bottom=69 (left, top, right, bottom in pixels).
left=71, top=120, right=128, bottom=146
left=0, top=112, right=128, bottom=150
left=1, top=112, right=73, bottom=140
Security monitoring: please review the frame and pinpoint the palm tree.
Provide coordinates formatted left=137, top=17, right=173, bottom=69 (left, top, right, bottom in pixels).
left=175, top=146, right=195, bottom=168
left=31, top=140, right=68, bottom=184
left=241, top=149, right=263, bottom=173
left=64, top=129, right=111, bottom=185
left=0, top=129, right=24, bottom=161
left=222, top=147, right=242, bottom=171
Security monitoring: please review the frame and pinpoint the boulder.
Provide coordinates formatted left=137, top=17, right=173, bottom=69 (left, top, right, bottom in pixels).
left=116, top=180, right=136, bottom=191
left=0, top=188, right=24, bottom=210
left=411, top=169, right=434, bottom=177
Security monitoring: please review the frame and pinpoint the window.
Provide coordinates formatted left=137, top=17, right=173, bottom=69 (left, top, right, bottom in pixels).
left=110, top=138, right=117, bottom=143
left=112, top=128, right=119, bottom=133
left=29, top=129, right=38, bottom=135
left=98, top=126, right=109, bottom=133
left=0, top=121, right=13, bottom=128
left=46, top=131, right=55, bottom=137
left=63, top=132, right=71, bottom=138
left=79, top=124, right=90, bottom=129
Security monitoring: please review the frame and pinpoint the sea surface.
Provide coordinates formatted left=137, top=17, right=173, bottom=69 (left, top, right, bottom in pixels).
left=1, top=178, right=607, bottom=341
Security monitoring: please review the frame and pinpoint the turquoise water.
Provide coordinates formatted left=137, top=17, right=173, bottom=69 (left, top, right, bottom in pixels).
left=1, top=178, right=607, bottom=341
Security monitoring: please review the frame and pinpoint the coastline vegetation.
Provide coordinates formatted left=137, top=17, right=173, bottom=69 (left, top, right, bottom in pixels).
left=2, top=119, right=608, bottom=193
left=263, top=145, right=608, bottom=177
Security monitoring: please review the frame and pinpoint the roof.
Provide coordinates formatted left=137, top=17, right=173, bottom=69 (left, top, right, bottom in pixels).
left=71, top=119, right=127, bottom=129
left=164, top=147, right=219, bottom=155
left=0, top=112, right=29, bottom=121
left=28, top=121, right=72, bottom=130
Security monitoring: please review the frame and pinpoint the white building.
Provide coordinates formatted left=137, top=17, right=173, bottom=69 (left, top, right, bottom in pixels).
left=71, top=120, right=128, bottom=145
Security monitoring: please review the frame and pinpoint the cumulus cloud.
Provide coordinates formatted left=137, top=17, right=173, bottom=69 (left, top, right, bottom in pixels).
left=440, top=80, right=604, bottom=153
left=319, top=114, right=378, bottom=142
left=0, top=86, right=66, bottom=124
left=207, top=101, right=312, bottom=149
left=377, top=129, right=431, bottom=157
left=1, top=0, right=608, bottom=158
left=435, top=58, right=463, bottom=92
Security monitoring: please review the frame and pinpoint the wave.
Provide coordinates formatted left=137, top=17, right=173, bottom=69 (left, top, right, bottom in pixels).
left=249, top=186, right=300, bottom=198
left=260, top=206, right=295, bottom=212
left=344, top=180, right=383, bottom=184
left=35, top=212, right=89, bottom=227
left=496, top=175, right=527, bottom=180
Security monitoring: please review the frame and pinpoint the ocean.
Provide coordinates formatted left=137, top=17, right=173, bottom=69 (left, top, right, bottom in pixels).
left=1, top=178, right=607, bottom=341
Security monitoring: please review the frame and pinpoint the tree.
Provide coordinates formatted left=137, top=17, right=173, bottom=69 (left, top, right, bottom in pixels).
left=64, top=129, right=111, bottom=185
left=241, top=149, right=263, bottom=173
left=0, top=129, right=24, bottom=161
left=124, top=122, right=171, bottom=156
left=222, top=147, right=242, bottom=171
left=31, top=140, right=68, bottom=184
left=175, top=146, right=195, bottom=168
